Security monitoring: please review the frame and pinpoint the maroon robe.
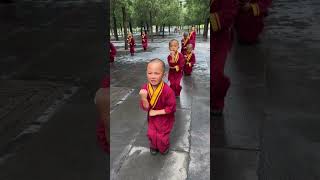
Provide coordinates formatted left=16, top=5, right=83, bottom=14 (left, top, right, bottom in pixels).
left=183, top=53, right=196, bottom=75
left=235, top=0, right=272, bottom=43
left=127, top=37, right=136, bottom=55
left=210, top=0, right=238, bottom=110
left=189, top=31, right=196, bottom=49
left=167, top=52, right=185, bottom=96
left=180, top=38, right=190, bottom=56
left=140, top=82, right=176, bottom=153
left=110, top=42, right=117, bottom=63
left=142, top=34, right=148, bottom=50
left=96, top=76, right=109, bottom=153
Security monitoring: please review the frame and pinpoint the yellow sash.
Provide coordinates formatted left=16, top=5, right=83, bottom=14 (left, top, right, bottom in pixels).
left=250, top=3, right=260, bottom=16
left=183, top=38, right=189, bottom=46
left=188, top=31, right=194, bottom=40
left=147, top=81, right=164, bottom=109
left=172, top=52, right=179, bottom=64
left=186, top=53, right=192, bottom=62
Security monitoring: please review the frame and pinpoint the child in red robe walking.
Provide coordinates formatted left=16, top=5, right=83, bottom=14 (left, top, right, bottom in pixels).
left=189, top=26, right=197, bottom=49
left=141, top=31, right=148, bottom=51
left=183, top=44, right=196, bottom=76
left=235, top=0, right=272, bottom=44
left=95, top=76, right=109, bottom=153
left=210, top=0, right=238, bottom=116
left=127, top=32, right=136, bottom=56
left=167, top=39, right=185, bottom=97
left=181, top=32, right=190, bottom=56
left=110, top=42, right=117, bottom=63
left=139, top=59, right=176, bottom=155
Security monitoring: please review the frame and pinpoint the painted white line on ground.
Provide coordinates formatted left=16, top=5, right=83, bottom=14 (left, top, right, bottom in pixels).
left=110, top=88, right=135, bottom=114
left=0, top=86, right=79, bottom=165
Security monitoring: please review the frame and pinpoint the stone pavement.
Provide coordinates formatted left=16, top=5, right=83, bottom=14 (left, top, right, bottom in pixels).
left=110, top=35, right=210, bottom=180
left=212, top=0, right=320, bottom=179
left=0, top=1, right=108, bottom=179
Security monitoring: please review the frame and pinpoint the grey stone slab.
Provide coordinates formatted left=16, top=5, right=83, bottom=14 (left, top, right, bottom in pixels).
left=0, top=89, right=107, bottom=180
left=176, top=77, right=193, bottom=109
left=188, top=97, right=210, bottom=180
left=169, top=109, right=191, bottom=152
left=192, top=81, right=210, bottom=98
left=117, top=146, right=188, bottom=180
left=110, top=94, right=147, bottom=166
left=214, top=85, right=264, bottom=150
left=110, top=87, right=133, bottom=110
left=133, top=109, right=191, bottom=153
left=0, top=80, right=68, bottom=151
left=212, top=148, right=259, bottom=180
left=258, top=112, right=320, bottom=179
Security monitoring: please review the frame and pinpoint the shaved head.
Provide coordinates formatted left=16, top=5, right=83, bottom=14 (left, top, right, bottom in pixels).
left=147, top=58, right=165, bottom=73
left=169, top=39, right=179, bottom=46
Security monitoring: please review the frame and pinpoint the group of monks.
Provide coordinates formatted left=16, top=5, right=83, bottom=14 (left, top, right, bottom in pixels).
left=210, top=0, right=272, bottom=116
left=99, top=0, right=273, bottom=153
left=109, top=31, right=148, bottom=62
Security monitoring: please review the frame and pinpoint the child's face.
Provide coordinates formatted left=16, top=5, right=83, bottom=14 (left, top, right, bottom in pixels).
left=147, top=62, right=164, bottom=86
left=169, top=41, right=179, bottom=52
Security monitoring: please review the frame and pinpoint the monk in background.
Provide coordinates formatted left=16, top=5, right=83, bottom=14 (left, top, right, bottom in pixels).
left=235, top=0, right=272, bottom=44
left=210, top=0, right=238, bottom=116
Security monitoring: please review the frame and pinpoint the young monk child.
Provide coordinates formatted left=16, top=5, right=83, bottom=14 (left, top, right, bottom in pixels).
left=189, top=26, right=196, bottom=49
left=183, top=44, right=196, bottom=76
left=141, top=31, right=148, bottom=51
left=110, top=42, right=117, bottom=63
left=167, top=39, right=185, bottom=97
left=180, top=32, right=190, bottom=56
left=127, top=32, right=136, bottom=56
left=139, top=58, right=176, bottom=155
left=95, top=75, right=110, bottom=153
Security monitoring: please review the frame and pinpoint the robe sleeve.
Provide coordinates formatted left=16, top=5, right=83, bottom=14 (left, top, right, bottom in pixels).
left=101, top=76, right=109, bottom=88
left=191, top=54, right=196, bottom=65
left=250, top=0, right=272, bottom=16
left=110, top=43, right=117, bottom=55
left=140, top=100, right=150, bottom=112
left=181, top=39, right=184, bottom=50
left=179, top=53, right=185, bottom=69
left=133, top=38, right=136, bottom=46
left=164, top=88, right=176, bottom=114
left=210, top=0, right=238, bottom=32
left=167, top=55, right=171, bottom=65
left=139, top=85, right=150, bottom=112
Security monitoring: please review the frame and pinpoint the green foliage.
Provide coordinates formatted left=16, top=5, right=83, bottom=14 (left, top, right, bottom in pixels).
left=110, top=0, right=209, bottom=34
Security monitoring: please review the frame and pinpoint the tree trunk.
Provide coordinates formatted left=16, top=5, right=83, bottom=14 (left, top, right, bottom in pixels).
left=122, top=6, right=128, bottom=50
left=141, top=22, right=143, bottom=35
left=129, top=19, right=133, bottom=33
left=113, top=10, right=119, bottom=41
left=149, top=11, right=153, bottom=42
left=156, top=25, right=158, bottom=35
left=120, top=23, right=123, bottom=37
left=162, top=24, right=165, bottom=38
left=203, top=17, right=209, bottom=40
left=169, top=25, right=170, bottom=34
